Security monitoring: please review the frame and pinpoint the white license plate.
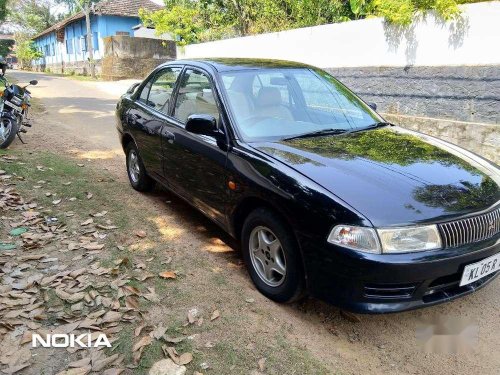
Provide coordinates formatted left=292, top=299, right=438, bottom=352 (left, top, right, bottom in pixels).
left=459, top=253, right=500, bottom=286
left=4, top=101, right=22, bottom=112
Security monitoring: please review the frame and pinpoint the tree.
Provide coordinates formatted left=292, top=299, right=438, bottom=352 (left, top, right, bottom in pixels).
left=80, top=1, right=97, bottom=78
left=15, top=34, right=43, bottom=69
left=7, top=0, right=60, bottom=34
left=0, top=38, right=14, bottom=57
left=54, top=0, right=80, bottom=15
left=57, top=0, right=101, bottom=78
left=0, top=0, right=7, bottom=24
left=142, top=0, right=470, bottom=45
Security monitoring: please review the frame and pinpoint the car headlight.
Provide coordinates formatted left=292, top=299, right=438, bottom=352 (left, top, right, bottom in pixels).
left=377, top=225, right=441, bottom=253
left=327, top=225, right=381, bottom=253
left=328, top=224, right=442, bottom=254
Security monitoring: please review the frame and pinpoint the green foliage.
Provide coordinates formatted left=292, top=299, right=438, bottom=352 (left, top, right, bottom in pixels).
left=373, top=0, right=415, bottom=25
left=140, top=5, right=202, bottom=46
left=143, top=0, right=472, bottom=45
left=0, top=0, right=7, bottom=23
left=434, top=0, right=461, bottom=20
left=373, top=0, right=463, bottom=25
left=7, top=0, right=59, bottom=34
left=0, top=39, right=14, bottom=57
left=15, top=39, right=43, bottom=68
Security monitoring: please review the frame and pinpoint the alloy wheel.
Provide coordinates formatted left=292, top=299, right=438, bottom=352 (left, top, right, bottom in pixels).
left=128, top=149, right=141, bottom=183
left=249, top=226, right=287, bottom=287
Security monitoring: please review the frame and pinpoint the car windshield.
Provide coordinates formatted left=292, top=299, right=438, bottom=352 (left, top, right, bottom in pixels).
left=220, top=68, right=382, bottom=142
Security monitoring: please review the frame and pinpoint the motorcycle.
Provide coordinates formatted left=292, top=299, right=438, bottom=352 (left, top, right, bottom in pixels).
left=0, top=75, right=38, bottom=149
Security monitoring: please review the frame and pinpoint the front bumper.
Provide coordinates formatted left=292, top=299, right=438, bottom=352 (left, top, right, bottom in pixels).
left=301, top=234, right=499, bottom=313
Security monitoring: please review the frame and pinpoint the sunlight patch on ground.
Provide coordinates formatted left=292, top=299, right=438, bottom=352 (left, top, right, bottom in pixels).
left=203, top=237, right=233, bottom=253
left=150, top=216, right=185, bottom=241
left=129, top=241, right=156, bottom=252
left=58, top=106, right=114, bottom=118
left=73, top=149, right=123, bottom=160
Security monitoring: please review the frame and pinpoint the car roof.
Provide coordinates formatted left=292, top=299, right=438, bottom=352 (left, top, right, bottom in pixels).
left=166, top=58, right=316, bottom=72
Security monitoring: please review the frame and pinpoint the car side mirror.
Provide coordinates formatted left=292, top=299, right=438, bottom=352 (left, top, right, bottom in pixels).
left=127, top=82, right=140, bottom=94
left=29, top=80, right=38, bottom=86
left=185, top=114, right=218, bottom=136
left=368, top=102, right=377, bottom=111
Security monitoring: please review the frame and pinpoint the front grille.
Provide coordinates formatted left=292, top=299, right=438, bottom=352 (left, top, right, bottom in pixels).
left=438, top=207, right=500, bottom=248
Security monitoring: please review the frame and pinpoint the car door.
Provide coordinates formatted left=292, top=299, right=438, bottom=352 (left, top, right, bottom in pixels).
left=162, top=67, right=229, bottom=226
left=127, top=67, right=182, bottom=179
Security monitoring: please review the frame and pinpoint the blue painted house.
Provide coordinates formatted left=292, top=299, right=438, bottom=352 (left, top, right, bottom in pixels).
left=32, top=0, right=162, bottom=74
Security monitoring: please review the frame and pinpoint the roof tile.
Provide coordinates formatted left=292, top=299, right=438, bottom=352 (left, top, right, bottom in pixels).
left=33, top=0, right=162, bottom=39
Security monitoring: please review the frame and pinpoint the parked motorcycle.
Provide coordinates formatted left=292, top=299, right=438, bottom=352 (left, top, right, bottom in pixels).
left=0, top=75, right=38, bottom=149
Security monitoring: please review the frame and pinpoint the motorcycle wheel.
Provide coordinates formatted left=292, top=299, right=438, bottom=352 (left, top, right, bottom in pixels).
left=0, top=117, right=18, bottom=149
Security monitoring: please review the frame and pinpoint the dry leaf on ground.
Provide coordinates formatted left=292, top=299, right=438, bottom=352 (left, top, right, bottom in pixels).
left=158, top=271, right=176, bottom=279
left=133, top=336, right=152, bottom=352
left=210, top=310, right=220, bottom=321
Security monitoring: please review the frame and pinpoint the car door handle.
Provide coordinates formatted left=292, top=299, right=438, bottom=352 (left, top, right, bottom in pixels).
left=129, top=113, right=141, bottom=124
left=162, top=129, right=175, bottom=143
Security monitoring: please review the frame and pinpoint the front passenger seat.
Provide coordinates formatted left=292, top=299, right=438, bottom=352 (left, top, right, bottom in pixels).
left=255, top=87, right=293, bottom=120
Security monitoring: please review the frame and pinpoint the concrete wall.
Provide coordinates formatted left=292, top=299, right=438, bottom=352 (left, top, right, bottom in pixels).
left=329, top=65, right=499, bottom=125
left=101, top=35, right=176, bottom=80
left=33, top=15, right=142, bottom=73
left=133, top=26, right=172, bottom=40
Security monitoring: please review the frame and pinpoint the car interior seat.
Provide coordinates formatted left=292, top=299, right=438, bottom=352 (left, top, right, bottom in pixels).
left=255, top=87, right=293, bottom=120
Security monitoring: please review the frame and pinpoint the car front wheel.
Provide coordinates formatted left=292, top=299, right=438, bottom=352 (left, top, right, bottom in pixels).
left=241, top=208, right=305, bottom=303
left=125, top=142, right=154, bottom=192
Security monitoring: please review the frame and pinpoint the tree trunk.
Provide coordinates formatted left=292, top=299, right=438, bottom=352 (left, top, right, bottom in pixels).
left=84, top=5, right=95, bottom=78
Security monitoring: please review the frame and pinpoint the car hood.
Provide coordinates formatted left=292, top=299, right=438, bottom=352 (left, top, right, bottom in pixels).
left=250, top=127, right=500, bottom=227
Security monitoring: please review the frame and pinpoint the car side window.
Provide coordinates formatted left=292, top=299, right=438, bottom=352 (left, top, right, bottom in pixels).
left=138, top=80, right=152, bottom=104
left=138, top=67, right=181, bottom=113
left=147, top=67, right=182, bottom=113
left=173, top=69, right=220, bottom=124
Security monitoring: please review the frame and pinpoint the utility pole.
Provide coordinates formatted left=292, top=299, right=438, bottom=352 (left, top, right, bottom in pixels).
left=82, top=1, right=95, bottom=78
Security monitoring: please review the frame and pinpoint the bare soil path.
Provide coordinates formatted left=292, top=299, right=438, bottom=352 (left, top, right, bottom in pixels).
left=2, top=70, right=499, bottom=375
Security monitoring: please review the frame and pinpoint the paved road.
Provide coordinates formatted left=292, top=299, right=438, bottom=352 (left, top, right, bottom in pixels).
left=9, top=70, right=138, bottom=154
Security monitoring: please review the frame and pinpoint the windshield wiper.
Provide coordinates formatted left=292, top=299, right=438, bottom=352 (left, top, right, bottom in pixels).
left=283, top=128, right=348, bottom=141
left=337, top=121, right=394, bottom=135
left=351, top=121, right=394, bottom=133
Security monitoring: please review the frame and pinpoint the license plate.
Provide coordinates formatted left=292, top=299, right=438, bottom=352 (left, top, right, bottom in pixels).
left=4, top=101, right=22, bottom=112
left=459, top=253, right=500, bottom=286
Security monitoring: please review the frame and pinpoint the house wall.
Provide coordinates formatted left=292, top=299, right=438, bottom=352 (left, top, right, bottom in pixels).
left=32, top=15, right=141, bottom=74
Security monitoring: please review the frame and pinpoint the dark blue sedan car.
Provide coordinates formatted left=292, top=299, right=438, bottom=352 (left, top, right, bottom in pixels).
left=116, top=58, right=500, bottom=313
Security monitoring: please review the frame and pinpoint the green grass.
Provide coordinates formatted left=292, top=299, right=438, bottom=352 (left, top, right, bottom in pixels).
left=39, top=70, right=102, bottom=81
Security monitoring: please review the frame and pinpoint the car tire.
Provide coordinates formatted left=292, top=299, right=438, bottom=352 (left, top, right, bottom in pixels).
left=125, top=142, right=154, bottom=192
left=241, top=208, right=305, bottom=303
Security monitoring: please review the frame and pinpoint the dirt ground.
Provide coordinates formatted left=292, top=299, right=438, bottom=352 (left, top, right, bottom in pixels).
left=1, top=70, right=499, bottom=375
